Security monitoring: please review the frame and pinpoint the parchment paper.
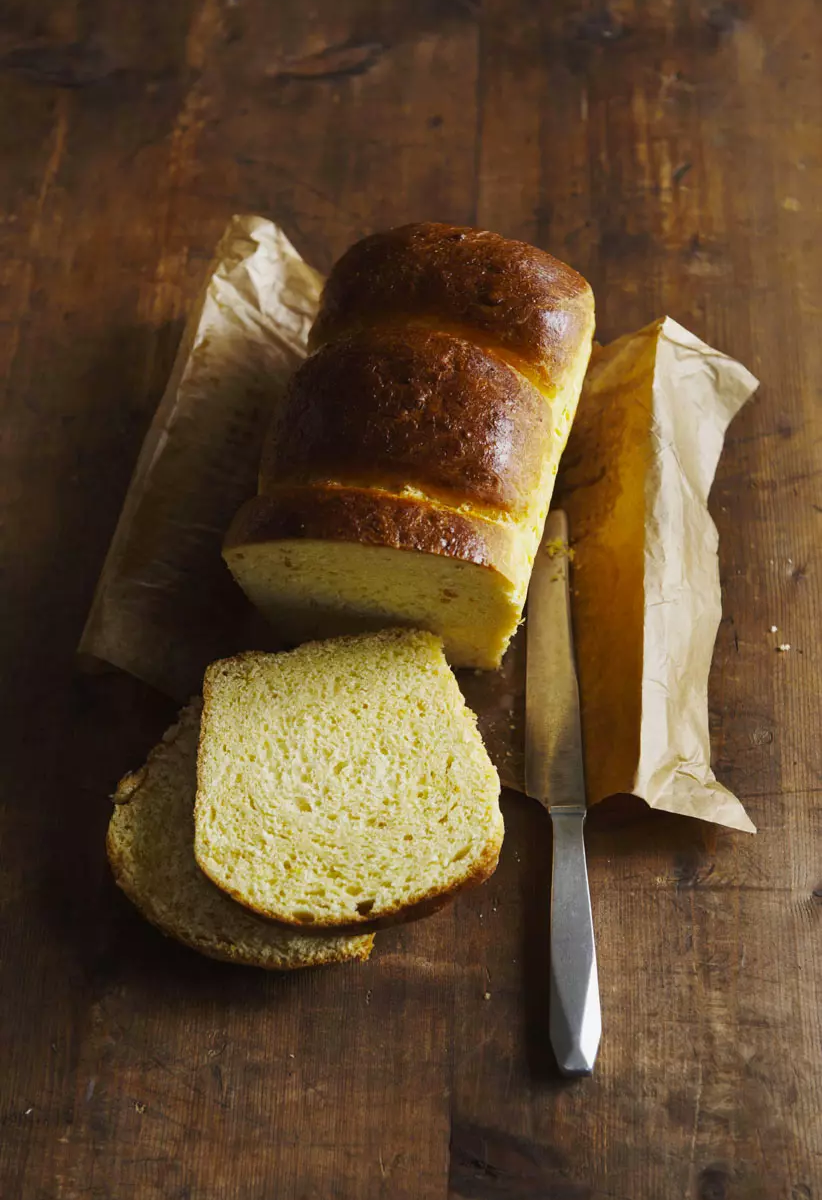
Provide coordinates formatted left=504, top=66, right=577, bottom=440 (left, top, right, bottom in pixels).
left=559, top=321, right=757, bottom=831
left=80, top=216, right=757, bottom=832
left=79, top=216, right=321, bottom=697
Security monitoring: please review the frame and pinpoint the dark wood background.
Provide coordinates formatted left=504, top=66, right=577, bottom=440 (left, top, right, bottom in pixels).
left=1, top=2, right=820, bottom=1197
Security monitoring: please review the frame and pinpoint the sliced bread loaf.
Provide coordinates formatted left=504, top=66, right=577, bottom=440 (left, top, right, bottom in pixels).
left=224, top=223, right=594, bottom=670
left=193, top=629, right=503, bottom=929
left=107, top=701, right=373, bottom=968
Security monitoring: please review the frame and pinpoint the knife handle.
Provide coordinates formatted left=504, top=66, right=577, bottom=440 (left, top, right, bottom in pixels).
left=549, top=807, right=601, bottom=1077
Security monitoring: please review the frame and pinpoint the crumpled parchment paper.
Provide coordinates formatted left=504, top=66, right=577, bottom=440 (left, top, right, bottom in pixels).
left=79, top=216, right=321, bottom=697
left=79, top=216, right=758, bottom=832
left=558, top=320, right=758, bottom=831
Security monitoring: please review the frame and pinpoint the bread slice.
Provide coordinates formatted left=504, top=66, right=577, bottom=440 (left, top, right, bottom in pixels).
left=107, top=702, right=373, bottom=968
left=193, top=629, right=503, bottom=929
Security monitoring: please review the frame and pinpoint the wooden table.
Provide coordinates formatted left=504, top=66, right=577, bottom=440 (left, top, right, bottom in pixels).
left=1, top=2, right=820, bottom=1197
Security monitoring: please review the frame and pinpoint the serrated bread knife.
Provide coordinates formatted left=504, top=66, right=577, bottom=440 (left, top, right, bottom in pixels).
left=525, top=509, right=601, bottom=1077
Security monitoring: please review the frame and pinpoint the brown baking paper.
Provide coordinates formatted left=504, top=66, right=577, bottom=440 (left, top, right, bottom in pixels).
left=80, top=217, right=757, bottom=832
left=79, top=215, right=322, bottom=697
left=562, top=321, right=757, bottom=831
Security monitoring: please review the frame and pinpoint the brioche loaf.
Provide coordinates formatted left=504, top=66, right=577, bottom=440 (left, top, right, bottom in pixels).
left=193, top=629, right=503, bottom=929
left=107, top=702, right=374, bottom=968
left=224, top=223, right=595, bottom=669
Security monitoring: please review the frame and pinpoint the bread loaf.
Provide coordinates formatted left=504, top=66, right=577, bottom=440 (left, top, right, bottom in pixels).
left=225, top=223, right=594, bottom=669
left=107, top=701, right=374, bottom=968
left=193, top=629, right=503, bottom=929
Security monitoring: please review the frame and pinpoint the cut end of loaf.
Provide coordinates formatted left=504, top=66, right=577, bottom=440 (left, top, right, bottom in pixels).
left=224, top=531, right=521, bottom=670
left=106, top=701, right=374, bottom=969
left=194, top=630, right=503, bottom=928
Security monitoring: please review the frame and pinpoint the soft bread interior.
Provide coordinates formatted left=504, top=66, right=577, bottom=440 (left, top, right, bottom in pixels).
left=224, top=540, right=521, bottom=670
left=194, top=630, right=503, bottom=928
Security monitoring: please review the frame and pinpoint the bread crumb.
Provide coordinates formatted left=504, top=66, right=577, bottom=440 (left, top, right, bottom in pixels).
left=544, top=538, right=575, bottom=561
left=24, top=1107, right=33, bottom=1116
left=135, top=1102, right=146, bottom=1114
left=769, top=625, right=778, bottom=633
left=777, top=644, right=791, bottom=652
left=483, top=992, right=491, bottom=1001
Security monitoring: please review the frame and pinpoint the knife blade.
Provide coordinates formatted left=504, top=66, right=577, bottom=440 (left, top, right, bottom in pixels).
left=525, top=509, right=601, bottom=1077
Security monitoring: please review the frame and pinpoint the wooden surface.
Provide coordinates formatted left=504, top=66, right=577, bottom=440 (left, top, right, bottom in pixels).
left=1, top=1, right=820, bottom=1197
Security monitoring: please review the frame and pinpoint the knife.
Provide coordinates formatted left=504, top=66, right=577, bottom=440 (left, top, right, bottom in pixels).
left=525, top=509, right=601, bottom=1077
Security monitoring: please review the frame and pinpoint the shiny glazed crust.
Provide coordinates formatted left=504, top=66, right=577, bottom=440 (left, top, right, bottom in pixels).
left=308, top=221, right=594, bottom=392
left=262, top=326, right=550, bottom=517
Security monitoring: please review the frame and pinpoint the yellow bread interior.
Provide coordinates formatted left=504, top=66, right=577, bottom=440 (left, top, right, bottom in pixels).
left=224, top=539, right=521, bottom=670
left=193, top=629, right=503, bottom=928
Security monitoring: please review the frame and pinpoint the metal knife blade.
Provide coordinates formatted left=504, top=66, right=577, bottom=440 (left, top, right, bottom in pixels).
left=525, top=510, right=587, bottom=809
left=525, top=509, right=601, bottom=1077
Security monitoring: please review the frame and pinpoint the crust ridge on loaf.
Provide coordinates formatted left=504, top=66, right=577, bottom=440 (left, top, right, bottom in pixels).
left=308, top=223, right=594, bottom=390
left=261, top=327, right=557, bottom=518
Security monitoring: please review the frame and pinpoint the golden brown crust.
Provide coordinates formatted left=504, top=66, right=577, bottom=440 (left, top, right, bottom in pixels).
left=224, top=486, right=520, bottom=585
left=262, top=327, right=549, bottom=517
left=308, top=222, right=594, bottom=391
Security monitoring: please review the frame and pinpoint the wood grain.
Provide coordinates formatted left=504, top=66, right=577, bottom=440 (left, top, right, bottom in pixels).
left=1, top=1, right=819, bottom=1198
